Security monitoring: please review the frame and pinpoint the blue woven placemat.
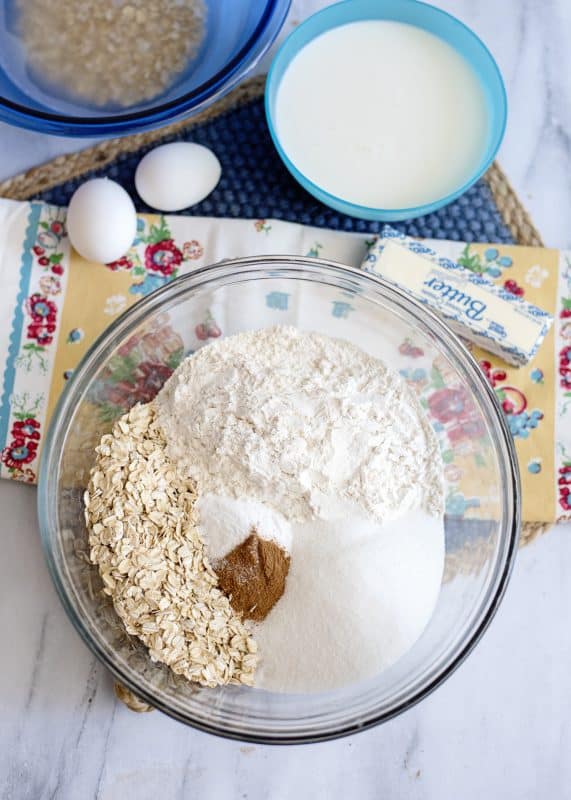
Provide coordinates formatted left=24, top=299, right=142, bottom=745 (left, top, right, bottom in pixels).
left=29, top=90, right=514, bottom=244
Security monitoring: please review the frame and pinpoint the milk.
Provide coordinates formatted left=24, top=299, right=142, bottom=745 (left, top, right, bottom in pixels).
left=274, top=20, right=489, bottom=209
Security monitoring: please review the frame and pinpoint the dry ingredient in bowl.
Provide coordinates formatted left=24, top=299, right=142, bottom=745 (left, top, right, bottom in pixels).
left=215, top=532, right=290, bottom=622
left=85, top=326, right=446, bottom=694
left=254, top=505, right=444, bottom=692
left=155, top=326, right=443, bottom=523
left=154, top=326, right=445, bottom=692
left=84, top=402, right=257, bottom=688
left=16, top=0, right=206, bottom=108
left=195, top=493, right=293, bottom=562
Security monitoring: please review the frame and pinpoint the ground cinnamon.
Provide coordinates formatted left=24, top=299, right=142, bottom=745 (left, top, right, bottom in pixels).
left=215, top=530, right=290, bottom=622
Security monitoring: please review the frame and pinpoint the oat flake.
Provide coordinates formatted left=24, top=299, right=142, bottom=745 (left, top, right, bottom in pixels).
left=84, top=402, right=257, bottom=688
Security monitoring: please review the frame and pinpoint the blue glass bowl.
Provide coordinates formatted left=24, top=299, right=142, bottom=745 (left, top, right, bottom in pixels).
left=265, top=0, right=507, bottom=222
left=0, top=0, right=291, bottom=136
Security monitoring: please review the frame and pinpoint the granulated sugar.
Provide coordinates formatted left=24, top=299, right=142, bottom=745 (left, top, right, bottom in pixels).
left=195, top=493, right=292, bottom=562
left=255, top=506, right=445, bottom=693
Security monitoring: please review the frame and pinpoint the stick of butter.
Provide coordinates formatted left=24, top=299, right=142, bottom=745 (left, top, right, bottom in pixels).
left=363, top=227, right=553, bottom=367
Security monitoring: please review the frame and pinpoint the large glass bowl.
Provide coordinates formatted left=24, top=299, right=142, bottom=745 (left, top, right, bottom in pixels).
left=0, top=0, right=290, bottom=135
left=38, top=257, right=520, bottom=743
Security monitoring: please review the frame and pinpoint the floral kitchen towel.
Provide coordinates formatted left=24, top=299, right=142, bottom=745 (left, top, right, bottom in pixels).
left=364, top=239, right=569, bottom=524
left=0, top=198, right=569, bottom=523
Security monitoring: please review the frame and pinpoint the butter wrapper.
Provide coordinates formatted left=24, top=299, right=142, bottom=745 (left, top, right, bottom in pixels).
left=362, top=227, right=553, bottom=367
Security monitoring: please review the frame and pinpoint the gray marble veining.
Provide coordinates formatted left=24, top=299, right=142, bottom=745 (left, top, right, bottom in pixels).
left=1, top=2, right=571, bottom=798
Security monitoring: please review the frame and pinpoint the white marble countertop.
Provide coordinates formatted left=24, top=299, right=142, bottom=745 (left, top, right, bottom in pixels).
left=2, top=2, right=571, bottom=798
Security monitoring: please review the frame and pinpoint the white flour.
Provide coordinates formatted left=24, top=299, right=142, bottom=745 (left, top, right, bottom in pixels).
left=155, top=326, right=443, bottom=523
left=154, top=326, right=446, bottom=693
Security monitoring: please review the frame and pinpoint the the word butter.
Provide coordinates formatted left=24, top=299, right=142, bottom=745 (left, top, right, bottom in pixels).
left=364, top=227, right=553, bottom=367
left=423, top=276, right=487, bottom=321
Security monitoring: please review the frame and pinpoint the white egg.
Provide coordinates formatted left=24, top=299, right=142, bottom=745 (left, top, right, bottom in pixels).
left=135, top=141, right=222, bottom=212
left=67, top=178, right=137, bottom=264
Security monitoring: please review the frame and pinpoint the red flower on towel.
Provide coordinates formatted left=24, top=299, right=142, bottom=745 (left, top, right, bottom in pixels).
left=132, top=362, right=174, bottom=402
left=559, top=466, right=571, bottom=512
left=13, top=467, right=36, bottom=484
left=24, top=293, right=58, bottom=346
left=503, top=279, right=524, bottom=298
left=144, top=239, right=182, bottom=276
left=479, top=360, right=507, bottom=389
left=11, top=418, right=40, bottom=441
left=106, top=255, right=133, bottom=272
left=428, top=388, right=469, bottom=424
left=27, top=325, right=54, bottom=346
left=182, top=240, right=204, bottom=260
left=1, top=438, right=38, bottom=470
left=26, top=293, right=57, bottom=324
left=560, top=345, right=571, bottom=390
left=105, top=362, right=174, bottom=407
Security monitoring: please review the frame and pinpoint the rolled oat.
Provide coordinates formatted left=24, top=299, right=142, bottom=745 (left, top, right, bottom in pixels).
left=84, top=402, right=257, bottom=688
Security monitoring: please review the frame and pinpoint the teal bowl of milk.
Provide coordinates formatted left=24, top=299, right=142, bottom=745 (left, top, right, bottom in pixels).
left=265, top=0, right=507, bottom=221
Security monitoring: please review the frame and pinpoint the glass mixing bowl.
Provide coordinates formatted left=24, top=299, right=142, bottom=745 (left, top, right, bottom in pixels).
left=0, top=0, right=290, bottom=135
left=38, top=257, right=520, bottom=743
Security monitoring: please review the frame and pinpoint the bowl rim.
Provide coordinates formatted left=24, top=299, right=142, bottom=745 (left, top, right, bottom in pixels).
left=0, top=0, right=291, bottom=134
left=264, top=0, right=508, bottom=221
left=38, top=256, right=520, bottom=743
